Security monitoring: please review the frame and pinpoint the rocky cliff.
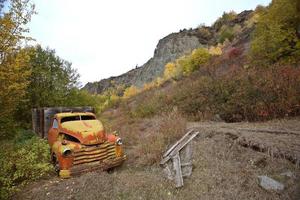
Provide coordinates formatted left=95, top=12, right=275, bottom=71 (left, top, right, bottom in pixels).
left=83, top=10, right=252, bottom=94
left=83, top=28, right=215, bottom=94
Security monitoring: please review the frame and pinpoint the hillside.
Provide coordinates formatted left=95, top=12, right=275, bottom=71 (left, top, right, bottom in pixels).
left=83, top=11, right=253, bottom=94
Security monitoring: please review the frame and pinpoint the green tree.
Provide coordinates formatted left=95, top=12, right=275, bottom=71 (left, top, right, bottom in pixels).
left=250, top=0, right=300, bottom=65
left=15, top=45, right=84, bottom=124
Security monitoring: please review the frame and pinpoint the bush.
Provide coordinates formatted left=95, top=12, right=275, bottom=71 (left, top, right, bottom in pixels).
left=197, top=27, right=212, bottom=40
left=128, top=62, right=300, bottom=122
left=123, top=85, right=140, bottom=99
left=163, top=62, right=182, bottom=80
left=218, top=25, right=235, bottom=43
left=219, top=65, right=300, bottom=121
left=180, top=48, right=211, bottom=75
left=209, top=45, right=223, bottom=56
left=0, top=130, right=52, bottom=199
left=228, top=47, right=243, bottom=59
left=180, top=64, right=300, bottom=122
left=129, top=91, right=166, bottom=118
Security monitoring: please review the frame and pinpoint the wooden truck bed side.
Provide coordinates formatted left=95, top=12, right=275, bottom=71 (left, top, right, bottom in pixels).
left=32, top=107, right=95, bottom=138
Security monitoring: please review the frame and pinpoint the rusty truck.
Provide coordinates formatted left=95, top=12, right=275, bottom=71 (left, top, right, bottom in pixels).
left=32, top=107, right=126, bottom=178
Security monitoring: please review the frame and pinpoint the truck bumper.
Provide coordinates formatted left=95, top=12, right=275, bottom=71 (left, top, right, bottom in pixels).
left=59, top=155, right=126, bottom=178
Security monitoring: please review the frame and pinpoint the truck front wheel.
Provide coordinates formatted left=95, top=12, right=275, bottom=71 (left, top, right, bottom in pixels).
left=51, top=153, right=60, bottom=175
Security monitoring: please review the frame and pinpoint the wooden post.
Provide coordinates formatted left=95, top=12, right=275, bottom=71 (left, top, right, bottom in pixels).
left=160, top=129, right=199, bottom=188
left=172, top=153, right=183, bottom=187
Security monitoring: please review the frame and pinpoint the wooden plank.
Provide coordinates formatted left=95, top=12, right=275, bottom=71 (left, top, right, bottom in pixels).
left=181, top=142, right=193, bottom=177
left=160, top=155, right=172, bottom=165
left=161, top=131, right=199, bottom=165
left=172, top=153, right=183, bottom=188
left=170, top=132, right=199, bottom=157
left=32, top=106, right=95, bottom=138
left=162, top=164, right=174, bottom=180
left=163, top=129, right=194, bottom=158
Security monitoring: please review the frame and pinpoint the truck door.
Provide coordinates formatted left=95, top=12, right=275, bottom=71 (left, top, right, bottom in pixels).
left=48, top=118, right=59, bottom=146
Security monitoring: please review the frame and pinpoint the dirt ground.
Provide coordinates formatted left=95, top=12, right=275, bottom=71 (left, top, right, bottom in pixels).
left=13, top=118, right=300, bottom=200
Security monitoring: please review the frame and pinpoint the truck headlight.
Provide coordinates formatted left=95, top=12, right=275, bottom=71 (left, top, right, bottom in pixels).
left=62, top=149, right=72, bottom=157
left=116, top=138, right=122, bottom=145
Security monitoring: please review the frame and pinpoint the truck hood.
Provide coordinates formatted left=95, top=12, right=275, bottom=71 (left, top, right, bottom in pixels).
left=61, top=120, right=106, bottom=145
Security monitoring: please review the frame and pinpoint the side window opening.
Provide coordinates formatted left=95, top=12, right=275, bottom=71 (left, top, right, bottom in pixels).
left=81, top=115, right=96, bottom=120
left=52, top=119, right=58, bottom=128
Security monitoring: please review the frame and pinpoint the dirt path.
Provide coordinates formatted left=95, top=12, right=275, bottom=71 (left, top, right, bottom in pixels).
left=188, top=118, right=300, bottom=166
left=13, top=119, right=300, bottom=200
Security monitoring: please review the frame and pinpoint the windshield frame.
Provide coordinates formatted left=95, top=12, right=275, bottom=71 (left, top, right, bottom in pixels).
left=60, top=115, right=96, bottom=123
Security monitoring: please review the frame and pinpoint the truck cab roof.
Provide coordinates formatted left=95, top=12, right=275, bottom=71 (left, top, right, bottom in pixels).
left=55, top=112, right=95, bottom=119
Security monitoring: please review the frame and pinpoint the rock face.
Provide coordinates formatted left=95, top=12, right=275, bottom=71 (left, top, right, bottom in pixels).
left=83, top=10, right=253, bottom=94
left=83, top=29, right=213, bottom=94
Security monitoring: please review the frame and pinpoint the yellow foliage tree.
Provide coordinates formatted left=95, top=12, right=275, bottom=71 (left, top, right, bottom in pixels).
left=0, top=0, right=35, bottom=137
left=155, top=77, right=164, bottom=86
left=123, top=85, right=140, bottom=98
left=185, top=48, right=210, bottom=75
left=143, top=81, right=155, bottom=91
left=209, top=45, right=222, bottom=55
left=163, top=62, right=176, bottom=79
left=0, top=49, right=31, bottom=118
left=164, top=61, right=183, bottom=80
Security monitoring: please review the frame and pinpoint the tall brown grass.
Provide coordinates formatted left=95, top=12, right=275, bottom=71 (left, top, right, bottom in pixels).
left=135, top=109, right=187, bottom=166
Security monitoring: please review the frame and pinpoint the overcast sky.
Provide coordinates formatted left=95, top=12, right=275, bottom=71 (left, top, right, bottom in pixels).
left=28, top=0, right=271, bottom=85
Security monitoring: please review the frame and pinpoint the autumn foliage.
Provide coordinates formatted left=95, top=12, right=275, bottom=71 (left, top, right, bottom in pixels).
left=250, top=0, right=300, bottom=65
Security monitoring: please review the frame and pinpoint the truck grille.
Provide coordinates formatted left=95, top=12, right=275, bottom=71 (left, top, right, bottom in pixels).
left=73, top=142, right=116, bottom=165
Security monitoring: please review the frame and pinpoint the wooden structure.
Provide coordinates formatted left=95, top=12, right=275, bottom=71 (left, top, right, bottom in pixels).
left=32, top=107, right=95, bottom=138
left=160, top=129, right=199, bottom=188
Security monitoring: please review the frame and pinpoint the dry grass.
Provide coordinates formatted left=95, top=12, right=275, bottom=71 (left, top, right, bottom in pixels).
left=134, top=109, right=187, bottom=166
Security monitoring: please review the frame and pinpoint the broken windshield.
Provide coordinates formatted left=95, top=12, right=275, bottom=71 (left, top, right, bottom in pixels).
left=61, top=115, right=96, bottom=123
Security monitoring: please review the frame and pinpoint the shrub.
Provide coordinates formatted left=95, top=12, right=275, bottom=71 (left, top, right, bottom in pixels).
left=163, top=62, right=178, bottom=80
left=129, top=91, right=166, bottom=118
left=180, top=48, right=211, bottom=75
left=177, top=55, right=193, bottom=75
left=197, top=27, right=212, bottom=40
left=218, top=25, right=235, bottom=43
left=123, top=85, right=140, bottom=99
left=0, top=130, right=52, bottom=199
left=129, top=62, right=300, bottom=122
left=209, top=45, right=223, bottom=56
left=215, top=65, right=300, bottom=121
left=228, top=47, right=243, bottom=59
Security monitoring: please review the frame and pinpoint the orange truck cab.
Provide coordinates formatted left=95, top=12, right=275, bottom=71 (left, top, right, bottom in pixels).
left=47, top=112, right=126, bottom=178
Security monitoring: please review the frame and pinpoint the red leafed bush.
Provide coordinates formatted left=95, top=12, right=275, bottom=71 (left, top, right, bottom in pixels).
left=219, top=64, right=300, bottom=121
left=228, top=47, right=242, bottom=59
